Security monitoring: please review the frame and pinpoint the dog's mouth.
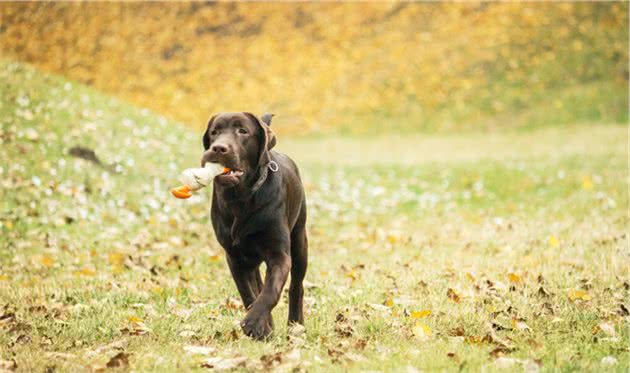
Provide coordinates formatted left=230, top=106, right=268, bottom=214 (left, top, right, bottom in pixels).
left=215, top=166, right=244, bottom=185
left=220, top=167, right=244, bottom=177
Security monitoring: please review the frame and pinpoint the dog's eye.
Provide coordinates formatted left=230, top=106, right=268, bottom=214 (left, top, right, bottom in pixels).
left=237, top=128, right=248, bottom=135
left=210, top=130, right=218, bottom=136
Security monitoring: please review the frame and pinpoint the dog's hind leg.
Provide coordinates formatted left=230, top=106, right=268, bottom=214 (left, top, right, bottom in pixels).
left=288, top=203, right=308, bottom=325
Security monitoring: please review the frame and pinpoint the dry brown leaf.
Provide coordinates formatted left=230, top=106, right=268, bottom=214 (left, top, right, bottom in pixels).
left=537, top=286, right=551, bottom=297
left=512, top=319, right=531, bottom=331
left=0, top=359, right=17, bottom=371
left=447, top=288, right=461, bottom=303
left=489, top=346, right=513, bottom=358
left=106, top=352, right=129, bottom=369
left=224, top=297, right=243, bottom=310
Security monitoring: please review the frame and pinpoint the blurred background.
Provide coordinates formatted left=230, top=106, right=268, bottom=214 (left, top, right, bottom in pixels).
left=1, top=2, right=627, bottom=135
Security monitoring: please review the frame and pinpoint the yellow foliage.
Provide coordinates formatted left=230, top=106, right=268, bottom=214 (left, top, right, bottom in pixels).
left=568, top=289, right=592, bottom=302
left=410, top=310, right=432, bottom=319
left=412, top=321, right=433, bottom=340
left=507, top=272, right=522, bottom=284
left=0, top=3, right=627, bottom=134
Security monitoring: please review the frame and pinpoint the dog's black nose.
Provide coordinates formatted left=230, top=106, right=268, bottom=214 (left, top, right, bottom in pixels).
left=211, top=144, right=229, bottom=154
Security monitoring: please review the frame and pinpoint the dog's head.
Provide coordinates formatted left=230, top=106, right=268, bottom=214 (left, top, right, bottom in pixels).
left=201, top=112, right=276, bottom=187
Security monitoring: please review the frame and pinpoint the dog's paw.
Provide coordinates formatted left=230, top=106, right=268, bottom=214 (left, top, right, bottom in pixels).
left=240, top=310, right=273, bottom=340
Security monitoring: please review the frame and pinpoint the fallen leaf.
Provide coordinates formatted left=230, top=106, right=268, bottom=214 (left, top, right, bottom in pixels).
left=201, top=356, right=248, bottom=370
left=568, top=289, right=591, bottom=301
left=224, top=297, right=243, bottom=310
left=548, top=235, right=559, bottom=248
left=121, top=317, right=151, bottom=336
left=260, top=351, right=284, bottom=369
left=39, top=255, right=55, bottom=268
left=108, top=252, right=125, bottom=267
left=106, top=352, right=129, bottom=369
left=287, top=323, right=306, bottom=346
left=537, top=286, right=551, bottom=297
left=412, top=322, right=432, bottom=340
left=173, top=308, right=193, bottom=320
left=178, top=330, right=196, bottom=338
left=447, top=288, right=461, bottom=303
left=0, top=312, right=17, bottom=326
left=368, top=303, right=390, bottom=312
left=448, top=326, right=465, bottom=337
left=74, top=268, right=96, bottom=277
left=410, top=310, right=432, bottom=319
left=84, top=339, right=128, bottom=358
left=489, top=346, right=512, bottom=358
left=127, top=316, right=143, bottom=323
left=507, top=273, right=521, bottom=284
left=512, top=319, right=531, bottom=331
left=345, top=270, right=357, bottom=280
left=0, top=359, right=17, bottom=371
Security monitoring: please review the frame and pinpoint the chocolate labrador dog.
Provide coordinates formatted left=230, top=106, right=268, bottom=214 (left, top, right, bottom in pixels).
left=200, top=112, right=308, bottom=340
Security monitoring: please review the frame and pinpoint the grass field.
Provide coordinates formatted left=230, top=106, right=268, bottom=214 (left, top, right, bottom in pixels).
left=1, top=60, right=628, bottom=372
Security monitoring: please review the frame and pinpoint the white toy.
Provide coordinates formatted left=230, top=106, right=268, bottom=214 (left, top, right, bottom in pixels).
left=170, top=162, right=228, bottom=199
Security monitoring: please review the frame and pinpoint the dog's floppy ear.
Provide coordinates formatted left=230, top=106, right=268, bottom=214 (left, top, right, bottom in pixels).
left=244, top=112, right=277, bottom=192
left=202, top=115, right=217, bottom=150
left=260, top=113, right=276, bottom=149
left=244, top=112, right=276, bottom=161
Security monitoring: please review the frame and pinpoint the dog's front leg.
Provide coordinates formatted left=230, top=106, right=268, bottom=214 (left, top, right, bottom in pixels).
left=240, top=252, right=290, bottom=340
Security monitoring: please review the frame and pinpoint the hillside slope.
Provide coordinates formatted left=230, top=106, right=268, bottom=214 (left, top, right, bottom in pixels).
left=0, top=58, right=206, bottom=251
left=1, top=2, right=627, bottom=134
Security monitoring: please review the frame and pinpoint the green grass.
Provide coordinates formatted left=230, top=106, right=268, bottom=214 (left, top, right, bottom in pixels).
left=0, top=59, right=628, bottom=372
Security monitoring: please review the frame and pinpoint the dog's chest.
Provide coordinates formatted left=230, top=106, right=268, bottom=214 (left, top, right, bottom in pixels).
left=212, top=204, right=265, bottom=260
left=219, top=226, right=263, bottom=266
